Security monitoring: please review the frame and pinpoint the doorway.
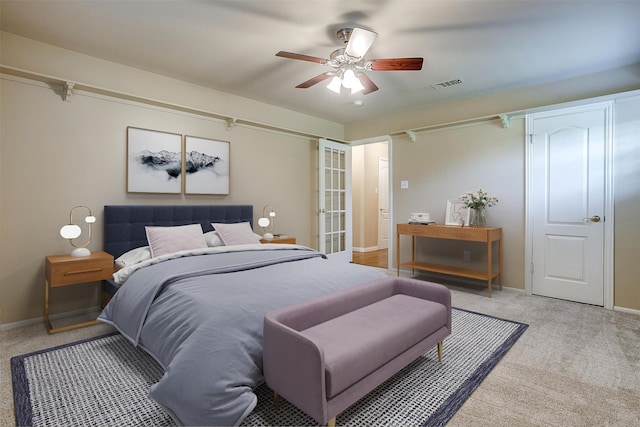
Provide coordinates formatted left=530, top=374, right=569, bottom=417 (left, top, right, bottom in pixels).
left=351, top=139, right=391, bottom=269
left=526, top=102, right=613, bottom=307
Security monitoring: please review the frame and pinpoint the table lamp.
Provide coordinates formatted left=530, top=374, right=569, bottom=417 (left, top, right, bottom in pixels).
left=257, top=205, right=276, bottom=239
left=59, top=205, right=96, bottom=256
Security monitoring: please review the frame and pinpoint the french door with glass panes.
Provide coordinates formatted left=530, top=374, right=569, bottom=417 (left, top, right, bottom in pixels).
left=318, top=139, right=352, bottom=262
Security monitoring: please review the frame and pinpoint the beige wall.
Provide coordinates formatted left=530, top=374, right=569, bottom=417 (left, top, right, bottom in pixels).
left=1, top=32, right=344, bottom=141
left=613, top=96, right=640, bottom=309
left=358, top=97, right=639, bottom=311
left=346, top=64, right=639, bottom=312
left=392, top=120, right=526, bottom=289
left=352, top=146, right=365, bottom=250
left=0, top=76, right=326, bottom=325
left=1, top=32, right=638, bottom=326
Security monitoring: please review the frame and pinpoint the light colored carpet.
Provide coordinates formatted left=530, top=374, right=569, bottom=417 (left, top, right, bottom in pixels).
left=2, top=272, right=639, bottom=426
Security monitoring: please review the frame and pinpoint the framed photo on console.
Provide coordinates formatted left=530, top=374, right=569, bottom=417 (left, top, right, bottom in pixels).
left=445, top=200, right=470, bottom=226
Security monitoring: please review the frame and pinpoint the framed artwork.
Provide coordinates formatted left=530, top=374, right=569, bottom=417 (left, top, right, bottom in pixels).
left=445, top=200, right=470, bottom=226
left=127, top=127, right=182, bottom=194
left=184, top=135, right=230, bottom=195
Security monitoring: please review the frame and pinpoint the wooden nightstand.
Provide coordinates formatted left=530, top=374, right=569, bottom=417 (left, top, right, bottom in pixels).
left=45, top=251, right=114, bottom=333
left=260, top=236, right=297, bottom=244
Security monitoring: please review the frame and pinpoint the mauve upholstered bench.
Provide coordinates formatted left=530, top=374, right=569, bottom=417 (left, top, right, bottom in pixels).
left=263, top=276, right=452, bottom=426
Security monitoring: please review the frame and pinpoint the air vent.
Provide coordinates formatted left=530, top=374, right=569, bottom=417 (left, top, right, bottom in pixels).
left=429, top=78, right=465, bottom=89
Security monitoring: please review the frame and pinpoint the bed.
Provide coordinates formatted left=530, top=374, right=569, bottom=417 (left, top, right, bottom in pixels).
left=98, top=205, right=385, bottom=426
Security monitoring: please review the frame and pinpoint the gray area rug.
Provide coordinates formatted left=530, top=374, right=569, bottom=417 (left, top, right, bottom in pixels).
left=12, top=308, right=527, bottom=427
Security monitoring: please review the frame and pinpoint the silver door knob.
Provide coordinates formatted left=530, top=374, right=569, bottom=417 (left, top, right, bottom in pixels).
left=585, top=215, right=601, bottom=223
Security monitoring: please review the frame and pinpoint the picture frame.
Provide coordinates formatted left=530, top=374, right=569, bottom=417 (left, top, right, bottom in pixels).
left=127, top=127, right=182, bottom=194
left=445, top=199, right=470, bottom=226
left=184, top=135, right=230, bottom=195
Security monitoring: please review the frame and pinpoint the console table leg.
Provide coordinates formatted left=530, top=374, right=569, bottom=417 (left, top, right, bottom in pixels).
left=487, top=240, right=492, bottom=298
left=396, top=232, right=400, bottom=276
left=499, top=236, right=503, bottom=290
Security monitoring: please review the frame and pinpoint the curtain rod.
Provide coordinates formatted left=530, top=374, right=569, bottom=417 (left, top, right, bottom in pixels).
left=0, top=65, right=347, bottom=143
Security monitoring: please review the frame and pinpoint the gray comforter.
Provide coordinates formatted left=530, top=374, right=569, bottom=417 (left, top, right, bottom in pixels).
left=98, top=246, right=384, bottom=426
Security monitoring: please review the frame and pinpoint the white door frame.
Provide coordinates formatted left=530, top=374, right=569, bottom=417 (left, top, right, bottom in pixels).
left=377, top=157, right=390, bottom=250
left=349, top=135, right=393, bottom=270
left=524, top=102, right=614, bottom=309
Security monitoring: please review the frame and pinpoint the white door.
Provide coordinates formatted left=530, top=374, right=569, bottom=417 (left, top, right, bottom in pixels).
left=318, top=139, right=352, bottom=262
left=529, top=104, right=610, bottom=305
left=377, top=157, right=389, bottom=249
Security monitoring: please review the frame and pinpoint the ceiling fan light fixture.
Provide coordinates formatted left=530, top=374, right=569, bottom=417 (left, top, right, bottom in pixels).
left=344, top=28, right=378, bottom=59
left=350, top=75, right=365, bottom=94
left=327, top=76, right=342, bottom=94
left=341, top=69, right=358, bottom=89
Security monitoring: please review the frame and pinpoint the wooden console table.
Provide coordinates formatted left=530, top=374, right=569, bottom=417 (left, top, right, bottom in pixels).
left=396, top=224, right=502, bottom=297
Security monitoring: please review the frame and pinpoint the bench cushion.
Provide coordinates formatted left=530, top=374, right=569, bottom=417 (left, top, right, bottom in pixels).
left=300, top=294, right=448, bottom=398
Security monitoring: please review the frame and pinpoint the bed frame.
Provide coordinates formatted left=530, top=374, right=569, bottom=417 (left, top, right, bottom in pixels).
left=103, top=204, right=253, bottom=259
left=102, top=205, right=253, bottom=298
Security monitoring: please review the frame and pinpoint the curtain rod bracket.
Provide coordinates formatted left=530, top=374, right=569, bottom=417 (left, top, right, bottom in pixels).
left=405, top=130, right=416, bottom=141
left=226, top=118, right=237, bottom=131
left=62, top=81, right=75, bottom=102
left=499, top=114, right=510, bottom=128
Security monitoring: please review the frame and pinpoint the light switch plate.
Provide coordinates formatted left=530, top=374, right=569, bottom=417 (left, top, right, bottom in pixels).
left=401, top=180, right=409, bottom=189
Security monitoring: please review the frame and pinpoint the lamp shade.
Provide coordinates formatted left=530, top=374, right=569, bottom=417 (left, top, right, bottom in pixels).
left=342, top=69, right=357, bottom=89
left=327, top=76, right=342, bottom=94
left=60, top=224, right=81, bottom=239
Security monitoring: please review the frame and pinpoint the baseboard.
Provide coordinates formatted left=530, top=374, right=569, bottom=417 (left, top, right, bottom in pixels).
left=0, top=306, right=101, bottom=331
left=614, top=305, right=640, bottom=316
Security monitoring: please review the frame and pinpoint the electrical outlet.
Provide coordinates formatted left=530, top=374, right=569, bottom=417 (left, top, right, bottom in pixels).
left=463, top=250, right=471, bottom=261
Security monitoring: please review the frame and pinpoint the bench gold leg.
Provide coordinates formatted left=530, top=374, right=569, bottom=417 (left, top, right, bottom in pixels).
left=437, top=341, right=443, bottom=362
left=273, top=391, right=279, bottom=409
left=327, top=417, right=336, bottom=427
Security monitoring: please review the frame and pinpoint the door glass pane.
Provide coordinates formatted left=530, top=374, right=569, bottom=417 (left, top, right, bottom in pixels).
left=325, top=235, right=332, bottom=254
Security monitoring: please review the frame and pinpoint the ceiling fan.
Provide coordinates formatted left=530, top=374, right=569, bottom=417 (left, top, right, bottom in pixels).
left=276, top=27, right=423, bottom=95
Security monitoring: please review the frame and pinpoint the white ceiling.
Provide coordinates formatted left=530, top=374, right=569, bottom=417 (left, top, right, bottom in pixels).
left=2, top=0, right=639, bottom=125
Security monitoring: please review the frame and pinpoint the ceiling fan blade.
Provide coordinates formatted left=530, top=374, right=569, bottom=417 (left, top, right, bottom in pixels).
left=368, top=58, right=424, bottom=71
left=345, top=28, right=378, bottom=58
left=296, top=72, right=333, bottom=88
left=276, top=51, right=328, bottom=65
left=358, top=73, right=379, bottom=95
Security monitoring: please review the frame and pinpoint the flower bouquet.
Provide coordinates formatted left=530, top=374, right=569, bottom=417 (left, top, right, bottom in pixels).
left=459, top=188, right=498, bottom=227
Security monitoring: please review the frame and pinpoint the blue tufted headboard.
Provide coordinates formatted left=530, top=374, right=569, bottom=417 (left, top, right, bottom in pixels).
left=103, top=205, right=253, bottom=259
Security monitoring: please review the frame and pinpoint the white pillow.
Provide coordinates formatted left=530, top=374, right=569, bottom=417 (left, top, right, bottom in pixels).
left=203, top=230, right=225, bottom=247
left=115, top=246, right=152, bottom=267
left=212, top=222, right=261, bottom=246
left=145, top=224, right=207, bottom=258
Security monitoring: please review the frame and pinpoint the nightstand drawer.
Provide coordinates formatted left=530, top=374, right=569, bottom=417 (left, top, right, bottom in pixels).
left=260, top=237, right=296, bottom=244
left=46, top=253, right=114, bottom=287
